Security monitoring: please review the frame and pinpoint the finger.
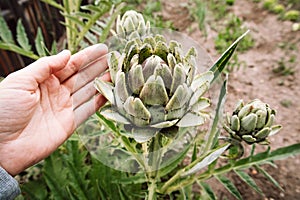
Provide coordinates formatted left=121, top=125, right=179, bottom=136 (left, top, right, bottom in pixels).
left=55, top=44, right=108, bottom=83
left=3, top=50, right=71, bottom=90
left=74, top=93, right=107, bottom=127
left=63, top=53, right=108, bottom=94
left=71, top=72, right=110, bottom=110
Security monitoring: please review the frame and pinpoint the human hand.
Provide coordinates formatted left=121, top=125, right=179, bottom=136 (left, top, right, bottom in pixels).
left=0, top=44, right=109, bottom=176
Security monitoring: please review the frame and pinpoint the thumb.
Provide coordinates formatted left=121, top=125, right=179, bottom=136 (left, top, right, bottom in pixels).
left=18, top=50, right=71, bottom=84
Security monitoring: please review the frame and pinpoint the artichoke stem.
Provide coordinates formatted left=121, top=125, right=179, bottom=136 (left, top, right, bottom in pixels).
left=146, top=133, right=163, bottom=199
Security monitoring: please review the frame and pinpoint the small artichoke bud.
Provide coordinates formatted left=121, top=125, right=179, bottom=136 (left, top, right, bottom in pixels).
left=224, top=99, right=282, bottom=144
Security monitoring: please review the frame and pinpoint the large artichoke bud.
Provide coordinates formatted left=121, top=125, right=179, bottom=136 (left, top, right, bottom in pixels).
left=94, top=11, right=213, bottom=143
left=224, top=99, right=282, bottom=144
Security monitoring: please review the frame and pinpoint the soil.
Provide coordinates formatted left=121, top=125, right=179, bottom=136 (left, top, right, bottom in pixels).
left=159, top=0, right=300, bottom=199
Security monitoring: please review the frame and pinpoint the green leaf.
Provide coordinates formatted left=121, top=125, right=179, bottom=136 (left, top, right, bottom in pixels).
left=255, top=165, right=284, bottom=191
left=41, top=0, right=64, bottom=10
left=0, top=42, right=39, bottom=60
left=112, top=174, right=147, bottom=184
left=0, top=15, right=14, bottom=44
left=96, top=111, right=118, bottom=133
left=21, top=180, right=48, bottom=200
left=215, top=175, right=242, bottom=200
left=209, top=30, right=249, bottom=83
left=198, top=182, right=216, bottom=200
left=43, top=150, right=68, bottom=199
left=62, top=13, right=85, bottom=27
left=85, top=31, right=98, bottom=44
left=99, top=3, right=124, bottom=43
left=192, top=143, right=197, bottom=162
left=215, top=143, right=300, bottom=175
left=181, top=143, right=230, bottom=177
left=158, top=140, right=191, bottom=177
left=63, top=140, right=90, bottom=200
left=234, top=170, right=263, bottom=195
left=50, top=40, right=58, bottom=55
left=16, top=20, right=32, bottom=51
left=203, top=78, right=227, bottom=153
left=35, top=28, right=46, bottom=57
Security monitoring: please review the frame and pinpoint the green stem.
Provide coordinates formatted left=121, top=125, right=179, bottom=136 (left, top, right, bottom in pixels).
left=146, top=134, right=163, bottom=200
left=148, top=178, right=157, bottom=200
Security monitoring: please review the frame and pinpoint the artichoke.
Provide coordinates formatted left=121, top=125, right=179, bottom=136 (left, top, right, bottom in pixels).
left=224, top=99, right=282, bottom=144
left=94, top=11, right=213, bottom=143
left=112, top=10, right=151, bottom=42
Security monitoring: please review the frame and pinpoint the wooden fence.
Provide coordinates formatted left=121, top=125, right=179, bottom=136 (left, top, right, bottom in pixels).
left=0, top=0, right=65, bottom=77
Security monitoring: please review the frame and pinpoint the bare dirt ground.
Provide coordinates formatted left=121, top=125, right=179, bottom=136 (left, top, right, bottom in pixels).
left=161, top=0, right=300, bottom=199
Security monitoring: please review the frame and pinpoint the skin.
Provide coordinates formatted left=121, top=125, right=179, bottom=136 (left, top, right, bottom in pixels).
left=0, top=44, right=110, bottom=176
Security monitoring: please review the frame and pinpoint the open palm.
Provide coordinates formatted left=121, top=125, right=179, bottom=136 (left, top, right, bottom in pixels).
left=0, top=44, right=109, bottom=176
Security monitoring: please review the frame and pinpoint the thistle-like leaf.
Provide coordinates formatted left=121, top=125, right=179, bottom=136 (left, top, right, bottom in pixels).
left=234, top=170, right=263, bottom=195
left=35, top=28, right=46, bottom=57
left=215, top=175, right=242, bottom=200
left=16, top=19, right=31, bottom=51
left=0, top=15, right=14, bottom=44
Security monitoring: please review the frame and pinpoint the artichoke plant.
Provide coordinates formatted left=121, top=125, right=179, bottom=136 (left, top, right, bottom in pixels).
left=94, top=10, right=213, bottom=143
left=224, top=99, right=282, bottom=144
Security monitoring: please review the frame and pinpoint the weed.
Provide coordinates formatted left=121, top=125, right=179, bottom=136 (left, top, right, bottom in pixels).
left=280, top=99, right=293, bottom=108
left=273, top=58, right=295, bottom=76
left=215, top=15, right=254, bottom=53
left=283, top=10, right=300, bottom=21
left=189, top=0, right=207, bottom=35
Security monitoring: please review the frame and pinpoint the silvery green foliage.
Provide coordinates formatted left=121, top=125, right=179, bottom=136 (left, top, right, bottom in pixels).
left=95, top=10, right=213, bottom=143
left=224, top=99, right=282, bottom=144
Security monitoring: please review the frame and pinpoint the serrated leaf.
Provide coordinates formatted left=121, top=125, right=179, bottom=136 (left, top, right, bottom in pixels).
left=20, top=180, right=48, bottom=200
left=50, top=40, right=58, bottom=55
left=41, top=0, right=64, bottom=10
left=209, top=30, right=249, bottom=83
left=85, top=31, right=98, bottom=44
left=181, top=144, right=230, bottom=177
left=198, top=182, right=216, bottom=200
left=0, top=42, right=39, bottom=60
left=75, top=11, right=93, bottom=20
left=112, top=174, right=147, bottom=184
left=35, top=28, right=46, bottom=57
left=43, top=151, right=68, bottom=199
left=235, top=170, right=263, bottom=195
left=0, top=15, right=14, bottom=44
left=16, top=19, right=31, bottom=51
left=214, top=143, right=300, bottom=175
left=62, top=13, right=85, bottom=27
left=255, top=165, right=284, bottom=191
left=215, top=175, right=242, bottom=200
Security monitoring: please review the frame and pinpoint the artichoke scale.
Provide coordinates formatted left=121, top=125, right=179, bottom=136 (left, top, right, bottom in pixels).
left=240, top=113, right=258, bottom=133
left=139, top=75, right=169, bottom=106
left=128, top=64, right=145, bottom=94
left=176, top=112, right=206, bottom=127
left=169, top=64, right=186, bottom=95
left=94, top=79, right=115, bottom=104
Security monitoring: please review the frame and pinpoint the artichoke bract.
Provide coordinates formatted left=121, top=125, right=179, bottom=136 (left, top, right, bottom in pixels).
left=94, top=10, right=213, bottom=143
left=224, top=99, right=282, bottom=144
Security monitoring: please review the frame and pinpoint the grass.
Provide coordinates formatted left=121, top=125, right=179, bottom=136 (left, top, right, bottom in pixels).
left=124, top=0, right=174, bottom=29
